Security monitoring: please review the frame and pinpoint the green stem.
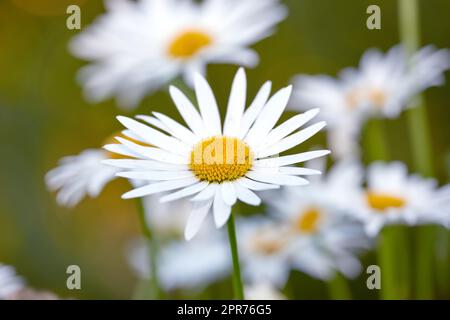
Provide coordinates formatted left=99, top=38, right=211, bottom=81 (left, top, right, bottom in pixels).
left=365, top=120, right=389, bottom=161
left=328, top=273, right=352, bottom=300
left=136, top=198, right=162, bottom=299
left=398, top=0, right=435, bottom=299
left=377, top=227, right=399, bottom=299
left=227, top=212, right=245, bottom=300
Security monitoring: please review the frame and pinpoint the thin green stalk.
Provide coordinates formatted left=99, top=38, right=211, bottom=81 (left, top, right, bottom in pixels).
left=328, top=273, right=352, bottom=300
left=136, top=198, right=162, bottom=299
left=365, top=120, right=389, bottom=161
left=227, top=212, right=245, bottom=300
left=366, top=122, right=412, bottom=299
left=398, top=0, right=434, bottom=299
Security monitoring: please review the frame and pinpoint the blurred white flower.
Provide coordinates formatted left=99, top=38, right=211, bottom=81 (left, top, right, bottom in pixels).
left=290, top=45, right=450, bottom=159
left=238, top=217, right=292, bottom=287
left=263, top=160, right=371, bottom=281
left=0, top=264, right=25, bottom=299
left=45, top=149, right=119, bottom=207
left=70, top=0, right=287, bottom=108
left=351, top=161, right=450, bottom=236
left=104, top=68, right=329, bottom=240
left=127, top=216, right=231, bottom=290
left=245, top=282, right=287, bottom=300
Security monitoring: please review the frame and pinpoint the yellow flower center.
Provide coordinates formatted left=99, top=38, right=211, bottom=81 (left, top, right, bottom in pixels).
left=346, top=88, right=386, bottom=109
left=296, top=207, right=321, bottom=234
left=250, top=231, right=286, bottom=255
left=189, top=136, right=253, bottom=183
left=168, top=29, right=212, bottom=59
left=104, top=132, right=151, bottom=159
left=366, top=192, right=406, bottom=212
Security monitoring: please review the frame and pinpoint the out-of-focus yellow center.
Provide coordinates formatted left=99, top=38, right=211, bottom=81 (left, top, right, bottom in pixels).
left=366, top=192, right=406, bottom=212
left=104, top=132, right=151, bottom=159
left=189, top=136, right=253, bottom=183
left=168, top=29, right=212, bottom=59
left=296, top=207, right=321, bottom=233
left=250, top=232, right=286, bottom=255
left=346, top=88, right=386, bottom=109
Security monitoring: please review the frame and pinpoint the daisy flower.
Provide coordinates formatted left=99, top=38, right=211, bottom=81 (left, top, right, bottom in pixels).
left=0, top=264, right=25, bottom=299
left=290, top=45, right=450, bottom=159
left=238, top=217, right=292, bottom=287
left=70, top=0, right=287, bottom=108
left=352, top=161, right=450, bottom=236
left=263, top=160, right=371, bottom=281
left=104, top=68, right=330, bottom=240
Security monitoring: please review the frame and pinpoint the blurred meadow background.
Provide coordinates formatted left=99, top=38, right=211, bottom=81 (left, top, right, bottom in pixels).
left=0, top=0, right=449, bottom=299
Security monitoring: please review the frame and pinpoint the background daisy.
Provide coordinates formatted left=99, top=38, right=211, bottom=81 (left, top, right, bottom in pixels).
left=70, top=0, right=287, bottom=108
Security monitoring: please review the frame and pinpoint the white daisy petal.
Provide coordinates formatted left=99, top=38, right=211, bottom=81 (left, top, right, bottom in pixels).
left=115, top=137, right=189, bottom=164
left=102, top=159, right=188, bottom=171
left=116, top=116, right=190, bottom=155
left=184, top=200, right=214, bottom=241
left=237, top=177, right=280, bottom=191
left=103, top=143, right=140, bottom=158
left=277, top=166, right=322, bottom=176
left=169, top=86, right=206, bottom=137
left=152, top=112, right=198, bottom=144
left=263, top=108, right=320, bottom=147
left=245, top=85, right=292, bottom=145
left=221, top=182, right=238, bottom=206
left=122, top=177, right=198, bottom=199
left=234, top=183, right=261, bottom=206
left=191, top=183, right=219, bottom=201
left=239, top=81, right=272, bottom=139
left=256, top=121, right=326, bottom=157
left=161, top=181, right=209, bottom=203
left=255, top=150, right=331, bottom=167
left=213, top=189, right=232, bottom=228
left=116, top=170, right=194, bottom=181
left=246, top=171, right=309, bottom=186
left=194, top=73, right=222, bottom=135
left=224, top=68, right=246, bottom=135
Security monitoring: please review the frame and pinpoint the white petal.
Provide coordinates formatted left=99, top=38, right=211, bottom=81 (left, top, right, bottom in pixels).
left=115, top=137, right=188, bottom=164
left=263, top=108, right=320, bottom=147
left=256, top=121, right=326, bottom=158
left=245, top=85, right=292, bottom=146
left=102, top=159, right=188, bottom=171
left=191, top=183, right=219, bottom=201
left=213, top=189, right=232, bottom=228
left=237, top=177, right=280, bottom=191
left=246, top=171, right=309, bottom=186
left=255, top=150, right=331, bottom=167
left=234, top=183, right=261, bottom=206
left=103, top=143, right=139, bottom=158
left=160, top=181, right=209, bottom=203
left=194, top=73, right=222, bottom=135
left=221, top=182, right=237, bottom=206
left=277, top=167, right=322, bottom=175
left=224, top=68, right=246, bottom=135
left=135, top=115, right=170, bottom=134
left=152, top=112, right=198, bottom=144
left=238, top=81, right=272, bottom=139
left=116, top=170, right=193, bottom=181
left=169, top=86, right=205, bottom=137
left=185, top=200, right=213, bottom=241
left=116, top=116, right=190, bottom=155
left=122, top=177, right=198, bottom=199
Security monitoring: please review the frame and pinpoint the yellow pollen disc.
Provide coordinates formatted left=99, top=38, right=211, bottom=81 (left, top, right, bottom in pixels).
left=346, top=88, right=386, bottom=109
left=189, top=136, right=253, bottom=183
left=104, top=132, right=151, bottom=159
left=366, top=192, right=406, bottom=212
left=250, top=232, right=285, bottom=255
left=168, top=29, right=212, bottom=59
left=296, top=207, right=321, bottom=233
